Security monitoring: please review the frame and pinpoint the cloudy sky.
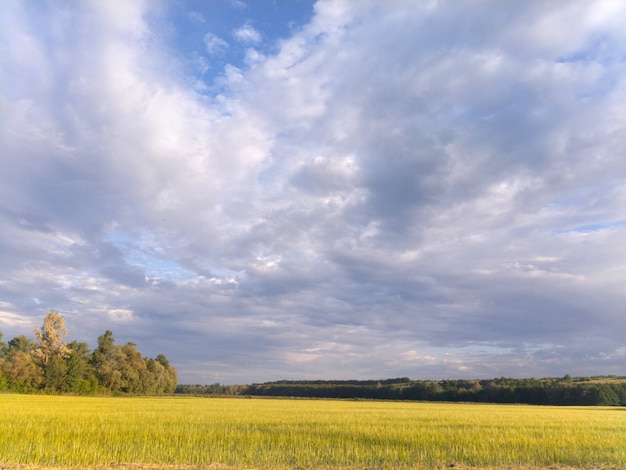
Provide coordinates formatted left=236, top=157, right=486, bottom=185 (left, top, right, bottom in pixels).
left=1, top=0, right=626, bottom=385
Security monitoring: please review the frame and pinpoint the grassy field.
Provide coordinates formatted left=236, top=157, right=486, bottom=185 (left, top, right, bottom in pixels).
left=0, top=394, right=625, bottom=469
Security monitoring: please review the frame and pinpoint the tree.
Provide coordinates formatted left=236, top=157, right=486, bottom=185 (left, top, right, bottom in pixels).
left=2, top=335, right=41, bottom=391
left=0, top=331, right=6, bottom=356
left=32, top=311, right=71, bottom=367
left=148, top=354, right=177, bottom=394
left=1, top=345, right=41, bottom=392
left=0, top=331, right=7, bottom=391
left=65, top=341, right=97, bottom=394
left=156, top=354, right=170, bottom=369
left=1, top=314, right=177, bottom=396
left=90, top=330, right=125, bottom=391
left=119, top=342, right=147, bottom=394
left=32, top=311, right=72, bottom=391
left=43, top=355, right=68, bottom=392
left=8, top=335, right=35, bottom=353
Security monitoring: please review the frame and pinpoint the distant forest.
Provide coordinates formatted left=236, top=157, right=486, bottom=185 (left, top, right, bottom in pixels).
left=0, top=311, right=177, bottom=395
left=176, top=376, right=626, bottom=406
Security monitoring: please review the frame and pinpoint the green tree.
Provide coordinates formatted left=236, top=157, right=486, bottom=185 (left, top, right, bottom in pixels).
left=0, top=332, right=7, bottom=391
left=8, top=334, right=34, bottom=353
left=155, top=353, right=177, bottom=394
left=90, top=330, right=125, bottom=392
left=119, top=342, right=148, bottom=394
left=0, top=331, right=6, bottom=356
left=43, top=355, right=67, bottom=392
left=142, top=358, right=159, bottom=394
left=65, top=341, right=97, bottom=394
left=156, top=354, right=170, bottom=369
left=1, top=337, right=41, bottom=392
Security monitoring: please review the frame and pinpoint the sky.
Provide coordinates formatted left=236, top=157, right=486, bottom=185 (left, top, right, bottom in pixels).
left=1, top=0, right=626, bottom=385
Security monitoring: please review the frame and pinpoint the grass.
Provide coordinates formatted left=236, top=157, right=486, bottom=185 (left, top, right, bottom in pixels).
left=0, top=394, right=625, bottom=469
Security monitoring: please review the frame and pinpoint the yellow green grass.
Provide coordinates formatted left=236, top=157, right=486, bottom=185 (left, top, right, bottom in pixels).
left=0, top=394, right=625, bottom=469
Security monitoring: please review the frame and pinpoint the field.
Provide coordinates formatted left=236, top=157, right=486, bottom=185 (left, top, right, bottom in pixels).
left=0, top=394, right=625, bottom=469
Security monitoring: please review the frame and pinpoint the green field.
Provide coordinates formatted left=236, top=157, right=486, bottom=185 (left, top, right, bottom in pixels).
left=0, top=394, right=625, bottom=469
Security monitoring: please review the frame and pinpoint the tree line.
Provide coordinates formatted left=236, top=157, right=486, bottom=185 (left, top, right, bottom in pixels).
left=176, top=376, right=626, bottom=406
left=0, top=311, right=177, bottom=395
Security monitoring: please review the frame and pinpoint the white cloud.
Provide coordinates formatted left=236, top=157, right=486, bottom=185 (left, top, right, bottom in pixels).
left=402, top=351, right=437, bottom=364
left=228, top=0, right=247, bottom=10
left=0, top=310, right=33, bottom=328
left=233, top=23, right=261, bottom=44
left=105, top=308, right=135, bottom=323
left=204, top=32, right=228, bottom=55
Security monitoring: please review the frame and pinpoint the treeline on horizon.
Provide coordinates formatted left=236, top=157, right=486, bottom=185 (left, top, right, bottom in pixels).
left=176, top=376, right=626, bottom=406
left=0, top=311, right=177, bottom=395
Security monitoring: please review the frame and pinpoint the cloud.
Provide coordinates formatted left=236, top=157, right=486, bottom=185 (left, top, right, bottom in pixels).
left=402, top=351, right=438, bottom=364
left=228, top=0, right=247, bottom=10
left=233, top=22, right=262, bottom=44
left=1, top=0, right=625, bottom=383
left=204, top=33, right=229, bottom=55
left=0, top=309, right=34, bottom=329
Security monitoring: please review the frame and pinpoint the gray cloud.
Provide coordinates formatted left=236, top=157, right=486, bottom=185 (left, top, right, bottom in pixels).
left=1, top=0, right=625, bottom=384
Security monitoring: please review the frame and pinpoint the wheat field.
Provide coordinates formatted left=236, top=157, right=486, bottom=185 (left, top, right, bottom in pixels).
left=0, top=394, right=624, bottom=469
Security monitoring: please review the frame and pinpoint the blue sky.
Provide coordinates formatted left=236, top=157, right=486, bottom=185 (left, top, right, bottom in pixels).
left=1, top=0, right=626, bottom=384
left=159, top=1, right=315, bottom=88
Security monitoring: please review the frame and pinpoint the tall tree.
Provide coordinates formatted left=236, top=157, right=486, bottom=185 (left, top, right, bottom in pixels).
left=90, top=330, right=124, bottom=391
left=32, top=311, right=71, bottom=367
left=119, top=342, right=147, bottom=394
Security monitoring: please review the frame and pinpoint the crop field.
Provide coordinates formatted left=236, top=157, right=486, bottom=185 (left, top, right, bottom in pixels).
left=0, top=394, right=625, bottom=469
